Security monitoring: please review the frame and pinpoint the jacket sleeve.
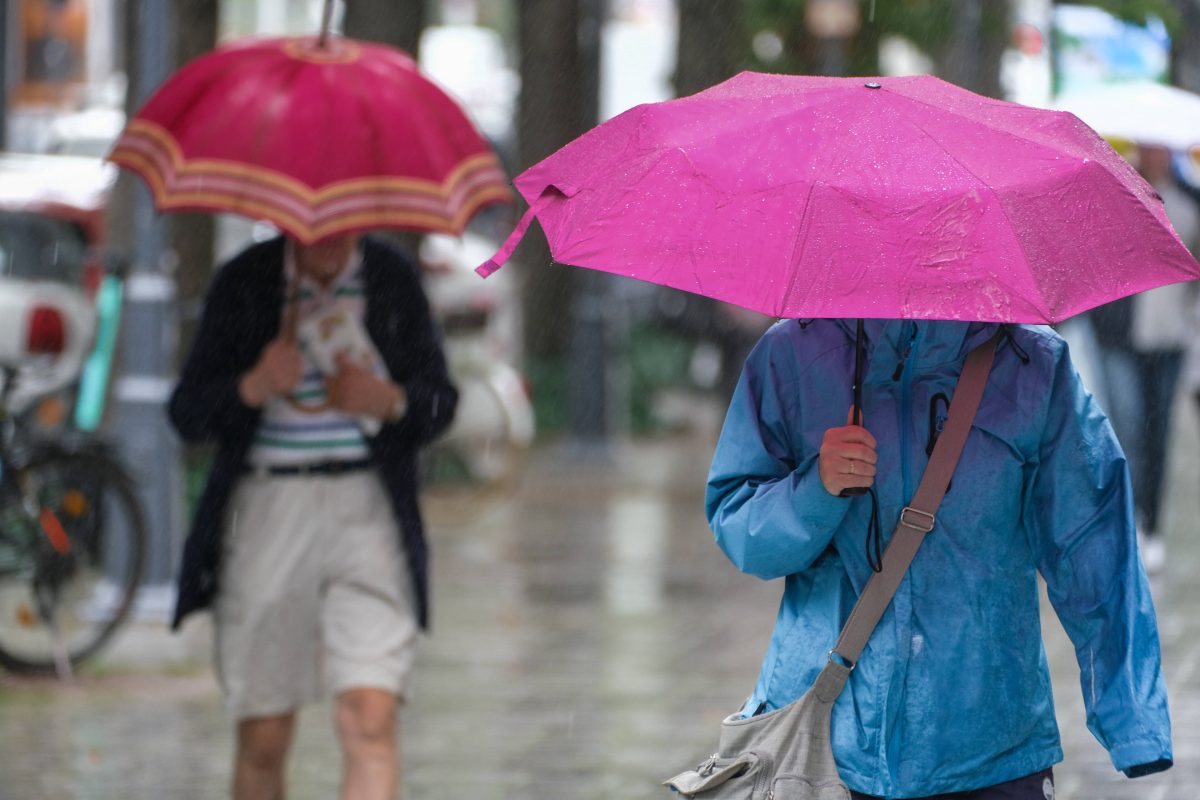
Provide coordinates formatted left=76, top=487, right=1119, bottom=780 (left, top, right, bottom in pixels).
left=167, top=266, right=262, bottom=445
left=371, top=253, right=458, bottom=450
left=1027, top=343, right=1172, bottom=778
left=706, top=333, right=851, bottom=580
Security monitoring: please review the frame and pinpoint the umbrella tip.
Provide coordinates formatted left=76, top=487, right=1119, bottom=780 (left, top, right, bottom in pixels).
left=864, top=81, right=882, bottom=90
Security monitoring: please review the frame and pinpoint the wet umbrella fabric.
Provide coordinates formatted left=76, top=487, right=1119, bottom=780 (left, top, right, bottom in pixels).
left=478, top=73, right=1199, bottom=323
left=109, top=36, right=511, bottom=243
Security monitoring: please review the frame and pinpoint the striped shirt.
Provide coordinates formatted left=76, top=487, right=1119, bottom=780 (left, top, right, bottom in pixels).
left=246, top=242, right=384, bottom=467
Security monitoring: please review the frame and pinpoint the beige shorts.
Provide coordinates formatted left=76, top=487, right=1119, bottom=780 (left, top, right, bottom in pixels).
left=215, top=470, right=418, bottom=720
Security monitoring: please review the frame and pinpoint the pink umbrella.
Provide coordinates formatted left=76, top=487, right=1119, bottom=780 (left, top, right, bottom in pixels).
left=478, top=73, right=1199, bottom=323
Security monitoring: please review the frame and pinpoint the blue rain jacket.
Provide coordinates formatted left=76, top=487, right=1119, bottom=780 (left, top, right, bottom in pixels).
left=707, top=319, right=1171, bottom=799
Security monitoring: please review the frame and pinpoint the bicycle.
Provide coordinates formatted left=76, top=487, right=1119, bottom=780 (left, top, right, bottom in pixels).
left=0, top=364, right=146, bottom=677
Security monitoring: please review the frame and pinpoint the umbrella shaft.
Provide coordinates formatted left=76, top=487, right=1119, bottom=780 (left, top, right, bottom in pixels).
left=317, top=0, right=335, bottom=47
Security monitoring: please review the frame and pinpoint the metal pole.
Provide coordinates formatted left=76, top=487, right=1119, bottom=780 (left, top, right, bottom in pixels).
left=317, top=0, right=335, bottom=47
left=1048, top=0, right=1063, bottom=99
left=568, top=0, right=610, bottom=448
left=0, top=0, right=9, bottom=150
left=111, top=0, right=181, bottom=610
left=817, top=37, right=847, bottom=76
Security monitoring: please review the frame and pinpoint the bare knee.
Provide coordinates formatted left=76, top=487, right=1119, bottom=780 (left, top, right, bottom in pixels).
left=237, top=714, right=296, bottom=773
left=335, top=688, right=397, bottom=755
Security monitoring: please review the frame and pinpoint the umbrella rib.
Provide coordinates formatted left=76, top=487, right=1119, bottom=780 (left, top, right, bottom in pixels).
left=888, top=107, right=1051, bottom=322
left=885, top=87, right=1100, bottom=167
left=779, top=179, right=820, bottom=318
left=881, top=86, right=1030, bottom=141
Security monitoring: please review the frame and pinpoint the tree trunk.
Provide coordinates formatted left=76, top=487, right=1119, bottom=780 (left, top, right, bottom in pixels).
left=343, top=0, right=427, bottom=257
left=515, top=0, right=591, bottom=360
left=1172, top=0, right=1200, bottom=92
left=939, top=0, right=1008, bottom=98
left=674, top=0, right=744, bottom=97
left=343, top=0, right=426, bottom=56
left=171, top=0, right=218, bottom=357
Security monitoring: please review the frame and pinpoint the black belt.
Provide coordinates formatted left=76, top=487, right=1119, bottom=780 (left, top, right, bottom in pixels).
left=244, top=458, right=373, bottom=478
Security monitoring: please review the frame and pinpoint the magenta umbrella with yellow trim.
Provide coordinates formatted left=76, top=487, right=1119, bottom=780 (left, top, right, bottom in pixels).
left=108, top=34, right=510, bottom=243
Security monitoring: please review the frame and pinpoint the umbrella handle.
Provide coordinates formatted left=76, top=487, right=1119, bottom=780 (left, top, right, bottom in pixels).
left=840, top=318, right=868, bottom=498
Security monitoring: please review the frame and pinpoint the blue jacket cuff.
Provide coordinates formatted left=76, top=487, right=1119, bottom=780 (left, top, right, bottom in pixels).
left=794, top=463, right=853, bottom=532
left=1110, top=739, right=1172, bottom=778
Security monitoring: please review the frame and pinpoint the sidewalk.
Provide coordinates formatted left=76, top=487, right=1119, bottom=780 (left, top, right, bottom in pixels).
left=1, top=394, right=1196, bottom=799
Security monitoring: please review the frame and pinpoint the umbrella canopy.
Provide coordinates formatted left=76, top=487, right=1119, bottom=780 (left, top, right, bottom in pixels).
left=109, top=35, right=511, bottom=243
left=1052, top=80, right=1200, bottom=153
left=478, top=73, right=1199, bottom=324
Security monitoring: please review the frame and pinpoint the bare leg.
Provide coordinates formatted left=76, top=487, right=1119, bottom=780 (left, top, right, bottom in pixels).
left=233, top=712, right=297, bottom=800
left=335, top=688, right=400, bottom=800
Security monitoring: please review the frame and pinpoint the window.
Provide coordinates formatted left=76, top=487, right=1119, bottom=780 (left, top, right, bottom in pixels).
left=0, top=212, right=86, bottom=286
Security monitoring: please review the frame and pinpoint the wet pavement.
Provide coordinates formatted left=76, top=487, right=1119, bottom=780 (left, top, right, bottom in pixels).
left=1, top=393, right=1198, bottom=800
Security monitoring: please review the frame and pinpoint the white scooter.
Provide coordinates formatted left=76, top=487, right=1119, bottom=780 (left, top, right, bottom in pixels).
left=419, top=232, right=535, bottom=525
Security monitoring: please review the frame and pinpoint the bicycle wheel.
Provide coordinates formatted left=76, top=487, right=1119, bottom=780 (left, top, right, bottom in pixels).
left=0, top=449, right=146, bottom=674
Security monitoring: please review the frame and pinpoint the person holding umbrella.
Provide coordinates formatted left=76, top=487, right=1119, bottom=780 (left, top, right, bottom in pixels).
left=168, top=230, right=456, bottom=800
left=476, top=73, right=1194, bottom=797
left=706, top=317, right=1170, bottom=798
left=108, top=21, right=510, bottom=800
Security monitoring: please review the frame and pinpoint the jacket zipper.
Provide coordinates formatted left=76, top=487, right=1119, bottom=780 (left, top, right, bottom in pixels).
left=898, top=323, right=918, bottom=499
left=881, top=321, right=919, bottom=790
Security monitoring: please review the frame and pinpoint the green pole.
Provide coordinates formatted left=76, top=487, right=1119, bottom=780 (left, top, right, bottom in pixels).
left=73, top=275, right=124, bottom=432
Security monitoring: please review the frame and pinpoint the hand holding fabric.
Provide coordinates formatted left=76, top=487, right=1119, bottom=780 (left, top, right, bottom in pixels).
left=325, top=352, right=404, bottom=419
left=818, top=408, right=878, bottom=496
left=239, top=336, right=303, bottom=407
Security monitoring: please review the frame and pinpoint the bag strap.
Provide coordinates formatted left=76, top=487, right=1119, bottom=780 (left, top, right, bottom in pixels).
left=829, top=332, right=999, bottom=669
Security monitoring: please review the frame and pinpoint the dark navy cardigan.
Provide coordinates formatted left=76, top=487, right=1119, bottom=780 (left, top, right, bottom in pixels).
left=167, top=236, right=458, bottom=630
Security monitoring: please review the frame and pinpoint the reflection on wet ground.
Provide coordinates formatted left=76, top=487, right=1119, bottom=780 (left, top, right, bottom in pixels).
left=1, top=398, right=1197, bottom=799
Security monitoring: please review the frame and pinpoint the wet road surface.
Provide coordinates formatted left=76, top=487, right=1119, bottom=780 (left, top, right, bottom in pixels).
left=1, top=395, right=1197, bottom=800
